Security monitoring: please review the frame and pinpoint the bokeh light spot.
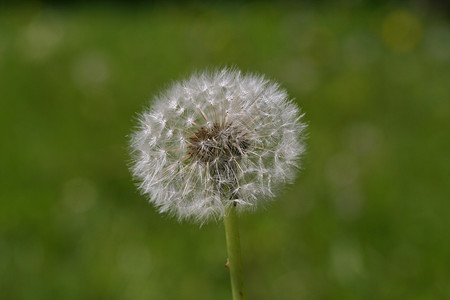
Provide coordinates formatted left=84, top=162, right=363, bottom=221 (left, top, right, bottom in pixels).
left=17, top=17, right=64, bottom=62
left=72, top=52, right=111, bottom=90
left=382, top=10, right=423, bottom=52
left=62, top=178, right=98, bottom=214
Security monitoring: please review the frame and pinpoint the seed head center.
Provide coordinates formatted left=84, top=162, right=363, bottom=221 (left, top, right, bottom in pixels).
left=188, top=122, right=249, bottom=164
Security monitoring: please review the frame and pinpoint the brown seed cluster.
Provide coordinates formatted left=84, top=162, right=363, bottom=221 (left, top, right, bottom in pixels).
left=187, top=122, right=249, bottom=164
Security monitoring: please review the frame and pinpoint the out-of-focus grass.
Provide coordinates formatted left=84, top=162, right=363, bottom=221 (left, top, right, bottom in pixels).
left=0, top=2, right=449, bottom=299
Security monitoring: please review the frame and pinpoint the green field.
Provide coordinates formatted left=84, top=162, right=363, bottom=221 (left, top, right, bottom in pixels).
left=1, top=2, right=449, bottom=299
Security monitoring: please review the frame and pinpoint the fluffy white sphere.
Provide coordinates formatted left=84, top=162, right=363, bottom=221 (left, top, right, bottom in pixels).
left=130, top=68, right=307, bottom=223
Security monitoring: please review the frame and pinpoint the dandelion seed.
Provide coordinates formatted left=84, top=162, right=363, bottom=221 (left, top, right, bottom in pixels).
left=129, top=68, right=307, bottom=224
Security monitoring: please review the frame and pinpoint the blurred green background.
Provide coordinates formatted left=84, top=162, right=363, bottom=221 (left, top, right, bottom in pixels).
left=1, top=1, right=449, bottom=299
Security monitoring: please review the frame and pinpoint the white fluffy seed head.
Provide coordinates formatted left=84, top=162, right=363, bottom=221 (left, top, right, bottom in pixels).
left=129, top=68, right=307, bottom=224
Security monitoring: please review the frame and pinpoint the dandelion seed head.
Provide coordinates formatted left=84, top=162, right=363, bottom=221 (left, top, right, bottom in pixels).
left=130, top=68, right=307, bottom=223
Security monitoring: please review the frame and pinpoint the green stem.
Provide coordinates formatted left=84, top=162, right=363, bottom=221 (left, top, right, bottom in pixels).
left=224, top=205, right=247, bottom=300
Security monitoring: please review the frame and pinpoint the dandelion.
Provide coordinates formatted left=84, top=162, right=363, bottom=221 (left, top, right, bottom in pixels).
left=129, top=68, right=306, bottom=299
left=130, top=68, right=306, bottom=222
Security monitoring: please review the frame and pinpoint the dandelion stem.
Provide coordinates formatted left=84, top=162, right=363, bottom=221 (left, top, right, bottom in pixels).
left=224, top=205, right=247, bottom=300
